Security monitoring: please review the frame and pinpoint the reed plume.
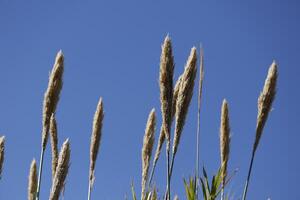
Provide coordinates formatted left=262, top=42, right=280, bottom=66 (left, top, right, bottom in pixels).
left=159, top=35, right=174, bottom=151
left=0, top=136, right=5, bottom=179
left=150, top=126, right=165, bottom=183
left=41, top=50, right=64, bottom=150
left=242, top=61, right=278, bottom=200
left=28, top=159, right=38, bottom=200
left=149, top=75, right=182, bottom=185
left=172, top=47, right=197, bottom=158
left=37, top=50, right=64, bottom=200
left=49, top=139, right=70, bottom=200
left=159, top=35, right=174, bottom=200
left=141, top=109, right=156, bottom=200
left=88, top=98, right=104, bottom=200
left=219, top=99, right=230, bottom=200
left=165, top=47, right=197, bottom=200
left=253, top=61, right=278, bottom=153
left=172, top=75, right=182, bottom=118
left=50, top=114, right=59, bottom=179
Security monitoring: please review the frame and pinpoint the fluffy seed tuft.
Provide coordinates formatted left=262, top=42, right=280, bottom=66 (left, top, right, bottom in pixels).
left=49, top=139, right=71, bottom=200
left=50, top=114, right=59, bottom=179
left=42, top=51, right=64, bottom=150
left=159, top=35, right=174, bottom=152
left=141, top=109, right=156, bottom=200
left=0, top=136, right=5, bottom=178
left=172, top=47, right=197, bottom=155
left=89, top=98, right=104, bottom=187
left=220, top=99, right=230, bottom=183
left=254, top=61, right=278, bottom=152
left=28, top=159, right=38, bottom=200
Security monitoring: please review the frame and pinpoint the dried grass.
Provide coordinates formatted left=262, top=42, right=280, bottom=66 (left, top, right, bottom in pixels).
left=0, top=136, right=5, bottom=178
left=49, top=139, right=70, bottom=200
left=28, top=159, right=37, bottom=200
left=141, top=109, right=156, bottom=200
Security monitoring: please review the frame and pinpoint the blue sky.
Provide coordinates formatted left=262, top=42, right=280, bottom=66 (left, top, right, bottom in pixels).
left=0, top=1, right=298, bottom=199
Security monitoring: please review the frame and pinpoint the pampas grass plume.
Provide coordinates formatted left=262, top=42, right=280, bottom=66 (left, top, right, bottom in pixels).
left=49, top=139, right=70, bottom=200
left=0, top=136, right=5, bottom=178
left=50, top=114, right=59, bottom=179
left=42, top=50, right=64, bottom=150
left=220, top=99, right=230, bottom=183
left=253, top=61, right=278, bottom=152
left=141, top=109, right=156, bottom=200
left=172, top=47, right=197, bottom=155
left=28, top=159, right=37, bottom=200
left=159, top=35, right=174, bottom=151
left=89, top=98, right=104, bottom=187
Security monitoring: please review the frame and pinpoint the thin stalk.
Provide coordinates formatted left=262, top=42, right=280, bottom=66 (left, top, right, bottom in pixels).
left=148, top=164, right=156, bottom=187
left=164, top=152, right=175, bottom=200
left=242, top=150, right=255, bottom=200
left=221, top=189, right=224, bottom=200
left=166, top=149, right=171, bottom=200
left=36, top=147, right=45, bottom=200
left=88, top=181, right=92, bottom=200
left=196, top=44, right=204, bottom=199
left=169, top=152, right=175, bottom=181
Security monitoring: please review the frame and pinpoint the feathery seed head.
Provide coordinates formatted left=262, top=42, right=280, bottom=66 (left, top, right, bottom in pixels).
left=142, top=109, right=156, bottom=200
left=89, top=98, right=104, bottom=186
left=254, top=61, right=278, bottom=152
left=28, top=159, right=37, bottom=200
left=49, top=139, right=70, bottom=200
left=153, top=126, right=165, bottom=166
left=172, top=47, right=197, bottom=155
left=50, top=113, right=59, bottom=179
left=220, top=99, right=230, bottom=182
left=153, top=76, right=181, bottom=167
left=42, top=50, right=64, bottom=150
left=0, top=136, right=5, bottom=178
left=172, top=75, right=182, bottom=118
left=159, top=35, right=174, bottom=151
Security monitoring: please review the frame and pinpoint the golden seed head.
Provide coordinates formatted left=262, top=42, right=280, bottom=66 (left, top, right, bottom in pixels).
left=141, top=109, right=156, bottom=200
left=89, top=98, right=104, bottom=186
left=28, top=159, right=37, bottom=200
left=42, top=50, right=64, bottom=150
left=50, top=113, right=59, bottom=179
left=159, top=35, right=174, bottom=151
left=220, top=99, right=230, bottom=182
left=173, top=47, right=197, bottom=155
left=254, top=61, right=278, bottom=152
left=49, top=139, right=71, bottom=200
left=153, top=126, right=165, bottom=166
left=0, top=136, right=5, bottom=178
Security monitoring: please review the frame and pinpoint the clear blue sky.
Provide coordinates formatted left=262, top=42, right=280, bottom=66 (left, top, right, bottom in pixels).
left=0, top=1, right=298, bottom=199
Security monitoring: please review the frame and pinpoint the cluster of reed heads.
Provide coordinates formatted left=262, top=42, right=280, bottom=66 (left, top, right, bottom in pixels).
left=0, top=35, right=277, bottom=200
